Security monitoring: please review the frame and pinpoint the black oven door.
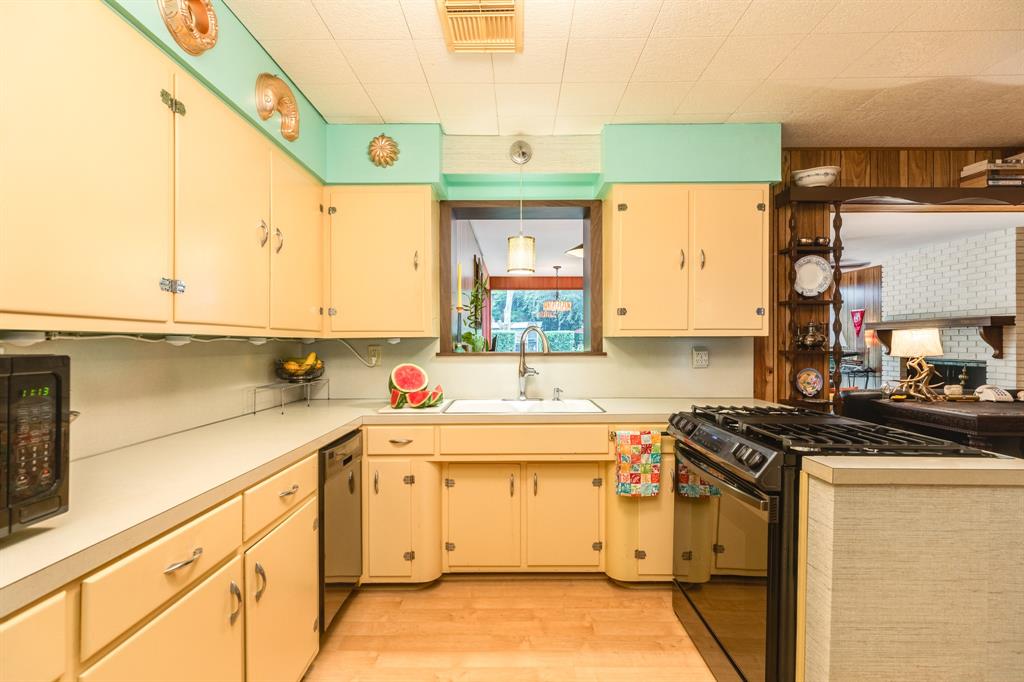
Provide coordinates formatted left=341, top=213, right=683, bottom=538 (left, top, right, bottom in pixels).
left=673, top=446, right=781, bottom=682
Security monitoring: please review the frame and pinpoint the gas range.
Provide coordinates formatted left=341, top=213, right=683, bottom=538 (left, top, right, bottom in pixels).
left=668, top=405, right=988, bottom=492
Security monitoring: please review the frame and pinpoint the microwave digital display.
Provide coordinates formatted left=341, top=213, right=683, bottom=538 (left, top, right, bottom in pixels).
left=20, top=386, right=51, bottom=399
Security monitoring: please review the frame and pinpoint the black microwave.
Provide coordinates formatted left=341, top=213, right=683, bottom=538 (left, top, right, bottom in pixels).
left=1, top=355, right=70, bottom=538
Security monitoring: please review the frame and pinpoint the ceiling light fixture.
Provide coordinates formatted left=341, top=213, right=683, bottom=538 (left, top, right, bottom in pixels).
left=507, top=140, right=536, bottom=275
left=542, top=265, right=572, bottom=314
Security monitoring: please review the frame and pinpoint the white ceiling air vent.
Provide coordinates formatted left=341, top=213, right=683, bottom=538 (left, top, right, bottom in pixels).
left=437, top=0, right=523, bottom=53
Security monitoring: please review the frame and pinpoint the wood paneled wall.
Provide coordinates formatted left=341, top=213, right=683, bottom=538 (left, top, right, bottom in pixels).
left=840, top=266, right=882, bottom=373
left=755, top=147, right=1017, bottom=405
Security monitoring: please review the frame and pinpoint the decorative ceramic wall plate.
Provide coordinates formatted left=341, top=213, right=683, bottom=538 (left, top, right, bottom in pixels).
left=795, top=368, right=824, bottom=397
left=369, top=134, right=399, bottom=167
left=794, top=255, right=832, bottom=297
left=157, top=0, right=218, bottom=56
left=255, top=74, right=299, bottom=141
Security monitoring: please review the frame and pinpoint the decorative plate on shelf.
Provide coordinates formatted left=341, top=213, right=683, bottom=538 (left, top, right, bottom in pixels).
left=794, top=255, right=832, bottom=297
left=795, top=368, right=824, bottom=397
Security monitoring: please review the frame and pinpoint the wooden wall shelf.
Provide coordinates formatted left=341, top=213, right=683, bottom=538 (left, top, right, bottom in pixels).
left=776, top=186, right=1024, bottom=207
left=866, top=316, right=1015, bottom=359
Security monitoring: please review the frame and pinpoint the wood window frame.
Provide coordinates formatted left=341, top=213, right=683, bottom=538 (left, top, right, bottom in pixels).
left=439, top=199, right=604, bottom=356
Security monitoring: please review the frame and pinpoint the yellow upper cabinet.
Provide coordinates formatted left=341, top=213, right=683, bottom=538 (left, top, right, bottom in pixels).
left=0, top=1, right=174, bottom=324
left=604, top=183, right=769, bottom=337
left=173, top=73, right=272, bottom=329
left=270, top=152, right=323, bottom=333
left=605, top=184, right=690, bottom=335
left=326, top=186, right=438, bottom=337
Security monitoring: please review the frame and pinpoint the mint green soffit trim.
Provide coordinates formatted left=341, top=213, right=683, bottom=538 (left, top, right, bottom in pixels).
left=324, top=124, right=443, bottom=187
left=601, top=123, right=782, bottom=185
left=103, top=0, right=327, bottom=179
left=441, top=173, right=603, bottom=201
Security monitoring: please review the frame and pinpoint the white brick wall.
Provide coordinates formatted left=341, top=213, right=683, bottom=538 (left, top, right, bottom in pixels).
left=880, top=227, right=1021, bottom=389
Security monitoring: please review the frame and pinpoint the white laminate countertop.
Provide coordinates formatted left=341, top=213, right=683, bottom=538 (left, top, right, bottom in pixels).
left=0, top=396, right=766, bottom=617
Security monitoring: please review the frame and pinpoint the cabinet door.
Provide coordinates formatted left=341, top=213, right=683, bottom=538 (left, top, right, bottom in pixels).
left=245, top=498, right=319, bottom=682
left=447, top=464, right=521, bottom=568
left=174, top=73, right=271, bottom=329
left=714, top=494, right=768, bottom=574
left=692, top=186, right=768, bottom=331
left=270, top=151, right=322, bottom=332
left=367, top=458, right=413, bottom=577
left=328, top=186, right=431, bottom=335
left=0, top=1, right=173, bottom=323
left=609, top=185, right=689, bottom=334
left=0, top=591, right=66, bottom=682
left=526, top=463, right=601, bottom=568
left=636, top=453, right=675, bottom=576
left=80, top=558, right=243, bottom=682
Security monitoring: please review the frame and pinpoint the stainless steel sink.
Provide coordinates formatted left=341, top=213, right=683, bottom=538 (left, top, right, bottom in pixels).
left=442, top=399, right=605, bottom=414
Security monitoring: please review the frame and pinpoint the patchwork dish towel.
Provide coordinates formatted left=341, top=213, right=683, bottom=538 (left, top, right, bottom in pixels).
left=614, top=430, right=661, bottom=497
left=676, top=458, right=721, bottom=498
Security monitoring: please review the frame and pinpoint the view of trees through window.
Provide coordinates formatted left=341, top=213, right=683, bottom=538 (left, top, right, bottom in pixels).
left=490, top=289, right=585, bottom=352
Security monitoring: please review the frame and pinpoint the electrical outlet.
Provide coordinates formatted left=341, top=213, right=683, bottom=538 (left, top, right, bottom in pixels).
left=692, top=347, right=710, bottom=369
left=367, top=345, right=382, bottom=367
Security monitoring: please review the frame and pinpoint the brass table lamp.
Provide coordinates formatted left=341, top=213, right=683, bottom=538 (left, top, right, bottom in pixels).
left=891, top=328, right=944, bottom=401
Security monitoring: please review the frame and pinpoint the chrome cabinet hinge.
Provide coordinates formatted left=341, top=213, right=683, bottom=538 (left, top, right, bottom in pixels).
left=616, top=307, right=627, bottom=316
left=756, top=202, right=766, bottom=212
left=313, top=518, right=319, bottom=531
left=444, top=542, right=456, bottom=551
left=403, top=474, right=416, bottom=485
left=327, top=206, right=337, bottom=215
left=319, top=307, right=324, bottom=315
left=617, top=203, right=628, bottom=211
left=592, top=541, right=604, bottom=551
left=634, top=549, right=647, bottom=560
left=159, top=277, right=186, bottom=294
left=712, top=544, right=725, bottom=554
left=160, top=89, right=186, bottom=115
left=756, top=307, right=765, bottom=316
left=680, top=550, right=693, bottom=561
left=327, top=307, right=337, bottom=316
left=444, top=478, right=456, bottom=488
left=592, top=478, right=603, bottom=487
left=403, top=551, right=416, bottom=561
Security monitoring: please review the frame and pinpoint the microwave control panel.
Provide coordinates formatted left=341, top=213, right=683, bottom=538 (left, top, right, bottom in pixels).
left=9, top=375, right=58, bottom=501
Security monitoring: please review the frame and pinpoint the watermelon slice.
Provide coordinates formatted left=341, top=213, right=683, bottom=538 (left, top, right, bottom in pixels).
left=389, top=363, right=428, bottom=393
left=426, top=385, right=444, bottom=407
left=389, top=388, right=407, bottom=409
left=406, top=389, right=432, bottom=408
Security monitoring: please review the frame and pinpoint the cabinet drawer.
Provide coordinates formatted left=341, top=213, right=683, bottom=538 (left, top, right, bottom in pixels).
left=439, top=425, right=609, bottom=455
left=0, top=591, right=67, bottom=682
left=243, top=454, right=317, bottom=540
left=80, top=557, right=244, bottom=682
left=366, top=426, right=434, bottom=455
left=80, top=497, right=242, bottom=660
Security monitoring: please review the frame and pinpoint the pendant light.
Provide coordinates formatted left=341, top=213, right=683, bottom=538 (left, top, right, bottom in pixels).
left=542, top=265, right=572, bottom=313
left=507, top=140, right=536, bottom=274
left=564, top=243, right=585, bottom=258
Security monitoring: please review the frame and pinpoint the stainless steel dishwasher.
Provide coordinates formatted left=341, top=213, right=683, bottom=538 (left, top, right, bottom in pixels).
left=319, top=430, right=362, bottom=635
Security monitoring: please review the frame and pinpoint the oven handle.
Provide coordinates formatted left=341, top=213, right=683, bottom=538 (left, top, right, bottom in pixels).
left=678, top=451, right=773, bottom=514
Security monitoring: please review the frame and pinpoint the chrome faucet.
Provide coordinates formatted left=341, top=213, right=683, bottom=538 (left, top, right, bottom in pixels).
left=518, top=325, right=550, bottom=400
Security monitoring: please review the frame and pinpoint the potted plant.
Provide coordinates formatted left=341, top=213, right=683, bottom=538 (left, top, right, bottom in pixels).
left=463, top=276, right=488, bottom=352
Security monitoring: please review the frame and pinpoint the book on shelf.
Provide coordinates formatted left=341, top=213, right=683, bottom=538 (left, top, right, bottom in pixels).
left=959, top=169, right=1024, bottom=188
left=960, top=161, right=1024, bottom=178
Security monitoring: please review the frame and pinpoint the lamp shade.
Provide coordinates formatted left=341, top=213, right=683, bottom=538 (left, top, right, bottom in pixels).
left=507, top=234, right=536, bottom=274
left=890, top=328, right=943, bottom=358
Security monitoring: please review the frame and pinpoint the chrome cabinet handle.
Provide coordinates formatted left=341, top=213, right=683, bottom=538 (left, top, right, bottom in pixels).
left=413, top=250, right=419, bottom=270
left=229, top=581, right=242, bottom=625
left=680, top=249, right=686, bottom=270
left=163, top=547, right=203, bottom=574
left=389, top=438, right=413, bottom=446
left=254, top=562, right=267, bottom=601
left=347, top=470, right=355, bottom=494
left=258, top=220, right=269, bottom=247
left=700, top=249, right=706, bottom=270
left=509, top=473, right=515, bottom=498
left=373, top=470, right=380, bottom=494
left=274, top=227, right=284, bottom=253
left=278, top=484, right=299, bottom=498
left=533, top=472, right=538, bottom=496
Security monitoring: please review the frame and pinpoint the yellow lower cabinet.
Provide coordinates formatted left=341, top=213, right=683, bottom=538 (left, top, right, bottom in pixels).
left=526, top=463, right=602, bottom=569
left=244, top=498, right=319, bottom=682
left=712, top=494, right=768, bottom=576
left=0, top=591, right=67, bottom=682
left=80, top=558, right=243, bottom=682
left=446, top=463, right=522, bottom=569
left=366, top=458, right=414, bottom=578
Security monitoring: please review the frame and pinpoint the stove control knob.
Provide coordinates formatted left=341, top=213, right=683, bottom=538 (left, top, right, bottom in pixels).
left=747, top=452, right=766, bottom=468
left=734, top=446, right=751, bottom=463
left=730, top=442, right=744, bottom=455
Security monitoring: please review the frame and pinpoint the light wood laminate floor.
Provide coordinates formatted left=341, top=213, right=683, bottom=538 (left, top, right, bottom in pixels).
left=305, top=576, right=715, bottom=682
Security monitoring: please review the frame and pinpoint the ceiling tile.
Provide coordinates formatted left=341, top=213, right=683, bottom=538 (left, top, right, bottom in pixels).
left=300, top=82, right=379, bottom=117
left=225, top=1, right=331, bottom=40
left=324, top=114, right=384, bottom=124
left=563, top=38, right=647, bottom=82
left=496, top=84, right=560, bottom=117
left=526, top=0, right=577, bottom=39
left=985, top=38, right=1024, bottom=74
left=631, top=37, right=725, bottom=82
left=841, top=32, right=951, bottom=77
left=914, top=31, right=1024, bottom=77
left=728, top=111, right=787, bottom=123
left=498, top=116, right=556, bottom=136
left=731, top=0, right=839, bottom=35
left=814, top=0, right=927, bottom=34
left=313, top=1, right=410, bottom=40
left=650, top=1, right=750, bottom=38
left=771, top=33, right=885, bottom=80
left=399, top=0, right=443, bottom=39
left=670, top=112, right=733, bottom=123
left=676, top=80, right=760, bottom=113
left=363, top=83, right=438, bottom=121
left=617, top=82, right=694, bottom=115
left=553, top=115, right=608, bottom=135
left=337, top=39, right=424, bottom=83
left=414, top=39, right=493, bottom=83
left=795, top=77, right=909, bottom=113
left=736, top=79, right=829, bottom=113
left=492, top=38, right=568, bottom=83
left=570, top=1, right=663, bottom=39
left=557, top=82, right=628, bottom=116
left=700, top=34, right=803, bottom=81
left=440, top=115, right=499, bottom=135
left=898, top=1, right=1024, bottom=32
left=430, top=83, right=497, bottom=119
left=259, top=39, right=358, bottom=85
left=612, top=114, right=673, bottom=123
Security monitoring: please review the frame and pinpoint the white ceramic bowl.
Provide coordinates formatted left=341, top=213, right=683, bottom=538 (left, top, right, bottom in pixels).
left=792, top=166, right=840, bottom=187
